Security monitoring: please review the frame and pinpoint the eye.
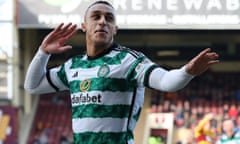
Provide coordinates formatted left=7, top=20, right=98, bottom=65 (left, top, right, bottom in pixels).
left=92, top=14, right=100, bottom=20
left=105, top=13, right=115, bottom=22
left=106, top=15, right=114, bottom=22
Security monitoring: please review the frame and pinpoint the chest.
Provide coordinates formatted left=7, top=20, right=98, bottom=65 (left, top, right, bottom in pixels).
left=67, top=53, right=134, bottom=82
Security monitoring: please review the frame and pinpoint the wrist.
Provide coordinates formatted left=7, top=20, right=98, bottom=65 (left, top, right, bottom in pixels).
left=39, top=47, right=50, bottom=55
left=39, top=47, right=50, bottom=56
left=182, top=65, right=195, bottom=77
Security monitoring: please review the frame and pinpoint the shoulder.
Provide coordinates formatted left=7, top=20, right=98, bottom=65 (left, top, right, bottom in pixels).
left=62, top=54, right=85, bottom=68
left=112, top=44, right=145, bottom=59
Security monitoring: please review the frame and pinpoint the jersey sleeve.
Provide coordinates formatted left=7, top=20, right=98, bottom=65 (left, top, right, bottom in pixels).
left=47, top=62, right=70, bottom=91
left=148, top=65, right=194, bottom=92
left=24, top=48, right=69, bottom=94
left=126, top=51, right=194, bottom=92
left=126, top=53, right=156, bottom=87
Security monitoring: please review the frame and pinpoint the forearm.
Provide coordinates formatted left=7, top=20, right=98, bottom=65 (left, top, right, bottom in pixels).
left=148, top=65, right=194, bottom=92
left=24, top=48, right=54, bottom=94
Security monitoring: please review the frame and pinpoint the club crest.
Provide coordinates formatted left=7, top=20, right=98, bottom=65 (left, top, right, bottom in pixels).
left=97, top=64, right=110, bottom=77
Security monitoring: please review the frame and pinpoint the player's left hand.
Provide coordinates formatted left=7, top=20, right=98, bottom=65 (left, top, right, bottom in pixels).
left=185, top=48, right=219, bottom=76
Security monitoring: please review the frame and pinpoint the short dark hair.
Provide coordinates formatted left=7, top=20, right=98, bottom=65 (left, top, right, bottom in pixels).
left=85, top=1, right=114, bottom=14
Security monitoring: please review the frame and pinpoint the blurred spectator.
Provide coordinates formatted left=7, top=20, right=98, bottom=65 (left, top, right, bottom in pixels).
left=196, top=105, right=204, bottom=120
left=183, top=100, right=191, bottom=115
left=204, top=106, right=210, bottom=114
left=151, top=104, right=158, bottom=113
left=39, top=132, right=48, bottom=144
left=42, top=122, right=51, bottom=135
left=36, top=122, right=43, bottom=133
left=183, top=111, right=191, bottom=128
left=194, top=113, right=217, bottom=144
left=175, top=101, right=184, bottom=128
left=163, top=100, right=170, bottom=112
left=236, top=116, right=240, bottom=130
left=222, top=103, right=230, bottom=120
left=189, top=107, right=198, bottom=130
left=157, top=104, right=163, bottom=113
left=216, top=119, right=240, bottom=144
left=228, top=103, right=238, bottom=120
left=174, top=127, right=195, bottom=144
left=59, top=134, right=69, bottom=144
left=33, top=133, right=40, bottom=144
left=217, top=106, right=224, bottom=117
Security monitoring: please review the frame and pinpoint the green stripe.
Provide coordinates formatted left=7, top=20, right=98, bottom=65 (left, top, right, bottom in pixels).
left=126, top=56, right=145, bottom=83
left=70, top=78, right=134, bottom=93
left=72, top=104, right=130, bottom=118
left=221, top=137, right=240, bottom=143
left=57, top=64, right=69, bottom=87
left=71, top=52, right=127, bottom=69
left=73, top=132, right=131, bottom=144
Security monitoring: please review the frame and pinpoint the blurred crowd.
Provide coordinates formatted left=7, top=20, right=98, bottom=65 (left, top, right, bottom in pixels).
left=150, top=72, right=240, bottom=144
left=29, top=91, right=73, bottom=144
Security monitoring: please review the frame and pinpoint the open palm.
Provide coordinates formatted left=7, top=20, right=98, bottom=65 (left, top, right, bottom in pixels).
left=41, top=23, right=78, bottom=54
left=186, top=48, right=219, bottom=76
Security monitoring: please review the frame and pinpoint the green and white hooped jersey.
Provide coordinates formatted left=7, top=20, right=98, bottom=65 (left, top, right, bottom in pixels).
left=47, top=44, right=156, bottom=144
left=216, top=129, right=240, bottom=144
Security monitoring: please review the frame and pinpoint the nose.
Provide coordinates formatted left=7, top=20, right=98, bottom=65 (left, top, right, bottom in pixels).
left=99, top=15, right=107, bottom=25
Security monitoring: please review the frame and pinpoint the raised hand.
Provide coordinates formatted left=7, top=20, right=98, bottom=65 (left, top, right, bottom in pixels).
left=40, top=23, right=78, bottom=54
left=185, top=48, right=219, bottom=76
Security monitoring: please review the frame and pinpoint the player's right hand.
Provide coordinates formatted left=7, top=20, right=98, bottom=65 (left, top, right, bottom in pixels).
left=40, top=22, right=78, bottom=54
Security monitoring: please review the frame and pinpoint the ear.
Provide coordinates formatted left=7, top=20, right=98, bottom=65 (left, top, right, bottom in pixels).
left=113, top=25, right=118, bottom=35
left=81, top=22, right=86, bottom=32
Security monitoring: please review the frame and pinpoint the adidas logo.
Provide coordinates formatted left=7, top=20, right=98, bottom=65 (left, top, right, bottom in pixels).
left=72, top=71, right=78, bottom=78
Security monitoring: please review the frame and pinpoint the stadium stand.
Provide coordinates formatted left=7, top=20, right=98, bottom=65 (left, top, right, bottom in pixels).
left=0, top=106, right=18, bottom=144
left=150, top=72, right=240, bottom=143
left=27, top=90, right=73, bottom=144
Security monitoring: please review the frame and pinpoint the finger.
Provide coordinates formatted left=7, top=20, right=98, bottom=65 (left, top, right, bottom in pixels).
left=53, top=23, right=72, bottom=38
left=206, top=53, right=219, bottom=62
left=58, top=28, right=77, bottom=45
left=64, top=25, right=78, bottom=40
left=61, top=24, right=78, bottom=38
left=208, top=60, right=219, bottom=65
left=211, top=53, right=219, bottom=58
left=198, top=48, right=211, bottom=58
left=46, top=23, right=65, bottom=41
left=53, top=23, right=73, bottom=36
left=53, top=23, right=65, bottom=34
left=60, top=23, right=73, bottom=34
left=197, top=48, right=211, bottom=59
left=48, top=23, right=74, bottom=41
left=55, top=23, right=65, bottom=31
left=58, top=45, right=72, bottom=53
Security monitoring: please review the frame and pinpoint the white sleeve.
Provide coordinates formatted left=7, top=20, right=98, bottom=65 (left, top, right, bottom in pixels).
left=148, top=65, right=194, bottom=92
left=24, top=48, right=56, bottom=94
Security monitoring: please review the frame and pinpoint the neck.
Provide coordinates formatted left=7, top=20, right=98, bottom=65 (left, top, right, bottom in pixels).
left=86, top=42, right=112, bottom=57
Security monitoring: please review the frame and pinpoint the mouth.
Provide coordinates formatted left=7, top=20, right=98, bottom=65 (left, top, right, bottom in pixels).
left=95, top=29, right=108, bottom=34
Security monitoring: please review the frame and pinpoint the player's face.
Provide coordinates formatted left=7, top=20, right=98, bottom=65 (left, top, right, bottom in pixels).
left=82, top=3, right=118, bottom=47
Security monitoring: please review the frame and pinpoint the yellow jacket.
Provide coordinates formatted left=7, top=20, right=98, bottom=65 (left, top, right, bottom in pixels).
left=194, top=117, right=215, bottom=144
